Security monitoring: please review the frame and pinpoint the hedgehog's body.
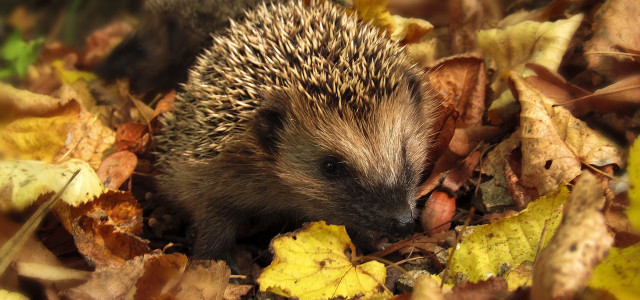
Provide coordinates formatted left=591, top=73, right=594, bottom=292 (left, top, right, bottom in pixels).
left=156, top=0, right=438, bottom=259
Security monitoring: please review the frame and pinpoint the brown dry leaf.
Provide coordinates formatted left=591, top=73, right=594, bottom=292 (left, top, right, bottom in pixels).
left=115, top=123, right=151, bottom=154
left=96, top=151, right=138, bottom=190
left=483, top=74, right=624, bottom=196
left=584, top=0, right=640, bottom=80
left=449, top=0, right=502, bottom=53
left=165, top=260, right=231, bottom=300
left=477, top=14, right=584, bottom=123
left=72, top=215, right=149, bottom=268
left=60, top=190, right=147, bottom=267
left=523, top=63, right=591, bottom=116
left=424, top=53, right=486, bottom=128
left=135, top=253, right=189, bottom=300
left=83, top=22, right=133, bottom=68
left=419, top=126, right=504, bottom=197
left=449, top=277, right=509, bottom=300
left=531, top=172, right=613, bottom=300
left=0, top=216, right=67, bottom=290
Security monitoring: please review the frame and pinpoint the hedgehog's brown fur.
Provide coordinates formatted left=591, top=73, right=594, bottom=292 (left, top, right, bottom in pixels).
left=156, top=0, right=439, bottom=259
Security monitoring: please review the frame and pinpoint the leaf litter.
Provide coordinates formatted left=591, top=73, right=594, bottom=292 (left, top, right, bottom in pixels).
left=1, top=0, right=639, bottom=299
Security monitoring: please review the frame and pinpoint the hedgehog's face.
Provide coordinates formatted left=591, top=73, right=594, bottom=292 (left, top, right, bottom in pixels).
left=254, top=82, right=434, bottom=240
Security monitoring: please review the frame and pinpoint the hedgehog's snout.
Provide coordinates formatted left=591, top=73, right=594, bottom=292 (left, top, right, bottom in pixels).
left=390, top=210, right=415, bottom=237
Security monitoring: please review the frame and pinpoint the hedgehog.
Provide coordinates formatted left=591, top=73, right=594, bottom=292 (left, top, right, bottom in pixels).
left=155, top=0, right=439, bottom=260
left=95, top=0, right=276, bottom=97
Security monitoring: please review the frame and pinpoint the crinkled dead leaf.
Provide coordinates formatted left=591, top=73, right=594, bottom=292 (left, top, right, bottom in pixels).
left=584, top=0, right=640, bottom=80
left=0, top=159, right=103, bottom=212
left=477, top=14, right=583, bottom=123
left=257, top=221, right=389, bottom=300
left=482, top=74, right=624, bottom=196
left=0, top=83, right=115, bottom=168
left=352, top=0, right=433, bottom=43
left=587, top=243, right=640, bottom=300
left=83, top=22, right=132, bottom=67
left=627, top=137, right=640, bottom=230
left=424, top=53, right=486, bottom=128
left=67, top=190, right=147, bottom=268
left=115, top=123, right=151, bottom=154
left=164, top=260, right=231, bottom=300
left=449, top=185, right=569, bottom=283
left=96, top=151, right=138, bottom=190
left=532, top=172, right=613, bottom=300
left=63, top=252, right=233, bottom=300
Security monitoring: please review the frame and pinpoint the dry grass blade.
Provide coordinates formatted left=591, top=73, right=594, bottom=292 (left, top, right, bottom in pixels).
left=0, top=168, right=81, bottom=275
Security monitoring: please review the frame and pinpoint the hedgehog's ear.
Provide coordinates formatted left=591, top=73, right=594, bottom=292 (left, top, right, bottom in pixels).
left=253, top=100, right=286, bottom=155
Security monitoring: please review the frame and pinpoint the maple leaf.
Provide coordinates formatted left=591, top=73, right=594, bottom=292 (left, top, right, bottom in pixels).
left=257, top=221, right=390, bottom=300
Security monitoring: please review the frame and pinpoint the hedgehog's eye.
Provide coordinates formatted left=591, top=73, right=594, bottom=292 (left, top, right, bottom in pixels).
left=321, top=156, right=347, bottom=179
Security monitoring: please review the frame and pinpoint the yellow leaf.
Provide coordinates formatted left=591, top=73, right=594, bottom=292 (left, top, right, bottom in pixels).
left=353, top=0, right=432, bottom=43
left=449, top=186, right=569, bottom=283
left=587, top=244, right=640, bottom=300
left=52, top=60, right=97, bottom=85
left=257, top=221, right=390, bottom=300
left=0, top=159, right=104, bottom=212
left=627, top=137, right=640, bottom=230
left=0, top=105, right=78, bottom=161
left=477, top=14, right=583, bottom=123
left=0, top=290, right=28, bottom=300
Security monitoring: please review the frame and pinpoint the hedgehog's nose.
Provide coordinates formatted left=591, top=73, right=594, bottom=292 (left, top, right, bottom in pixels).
left=391, top=211, right=415, bottom=237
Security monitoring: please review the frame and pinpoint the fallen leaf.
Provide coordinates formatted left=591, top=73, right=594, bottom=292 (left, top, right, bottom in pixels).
left=449, top=185, right=569, bottom=283
left=352, top=0, right=433, bottom=43
left=587, top=243, right=640, bottom=300
left=584, top=0, right=640, bottom=80
left=482, top=74, right=624, bottom=196
left=0, top=290, right=28, bottom=300
left=425, top=53, right=486, bottom=128
left=257, top=221, right=390, bottom=300
left=83, top=22, right=133, bottom=68
left=66, top=190, right=147, bottom=267
left=115, top=123, right=151, bottom=154
left=449, top=0, right=502, bottom=53
left=626, top=137, right=640, bottom=230
left=51, top=60, right=97, bottom=85
left=97, top=151, right=138, bottom=190
left=531, top=172, right=613, bottom=300
left=478, top=14, right=583, bottom=123
left=0, top=83, right=115, bottom=168
left=164, top=260, right=230, bottom=300
left=0, top=159, right=104, bottom=212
